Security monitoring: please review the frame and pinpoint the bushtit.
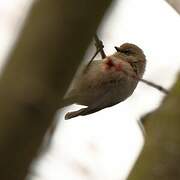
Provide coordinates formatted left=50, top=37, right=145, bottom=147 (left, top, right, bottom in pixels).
left=62, top=43, right=146, bottom=120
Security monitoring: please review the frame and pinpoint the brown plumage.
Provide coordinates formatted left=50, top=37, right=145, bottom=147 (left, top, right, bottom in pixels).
left=63, top=43, right=146, bottom=119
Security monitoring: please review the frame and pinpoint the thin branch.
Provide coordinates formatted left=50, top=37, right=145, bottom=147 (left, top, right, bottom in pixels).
left=139, top=78, right=169, bottom=94
left=84, top=46, right=104, bottom=73
left=84, top=34, right=107, bottom=72
left=94, top=34, right=106, bottom=58
left=122, top=69, right=169, bottom=95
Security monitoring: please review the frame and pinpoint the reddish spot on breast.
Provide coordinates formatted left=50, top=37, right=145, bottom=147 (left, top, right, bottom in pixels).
left=106, top=57, right=114, bottom=68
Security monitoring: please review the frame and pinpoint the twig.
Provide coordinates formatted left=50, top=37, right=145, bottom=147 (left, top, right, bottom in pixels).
left=84, top=34, right=107, bottom=73
left=122, top=69, right=169, bottom=95
left=84, top=46, right=104, bottom=72
left=94, top=34, right=106, bottom=58
left=138, top=78, right=169, bottom=94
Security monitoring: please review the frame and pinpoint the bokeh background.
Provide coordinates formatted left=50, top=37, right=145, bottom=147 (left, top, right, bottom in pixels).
left=0, top=0, right=180, bottom=179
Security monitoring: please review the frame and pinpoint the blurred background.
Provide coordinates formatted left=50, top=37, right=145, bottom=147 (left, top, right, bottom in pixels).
left=0, top=0, right=180, bottom=179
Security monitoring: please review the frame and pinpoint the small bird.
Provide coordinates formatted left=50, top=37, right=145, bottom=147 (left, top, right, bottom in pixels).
left=62, top=43, right=146, bottom=120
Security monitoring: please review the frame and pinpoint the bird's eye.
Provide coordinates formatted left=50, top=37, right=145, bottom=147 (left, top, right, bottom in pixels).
left=121, top=49, right=132, bottom=55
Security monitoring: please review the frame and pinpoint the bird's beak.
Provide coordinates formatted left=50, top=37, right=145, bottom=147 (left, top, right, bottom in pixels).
left=114, top=46, right=121, bottom=52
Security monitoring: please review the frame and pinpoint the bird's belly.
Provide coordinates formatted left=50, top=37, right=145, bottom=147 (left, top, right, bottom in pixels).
left=77, top=78, right=138, bottom=108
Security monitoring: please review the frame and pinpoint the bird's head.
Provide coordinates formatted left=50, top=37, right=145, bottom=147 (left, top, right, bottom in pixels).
left=114, top=43, right=146, bottom=77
